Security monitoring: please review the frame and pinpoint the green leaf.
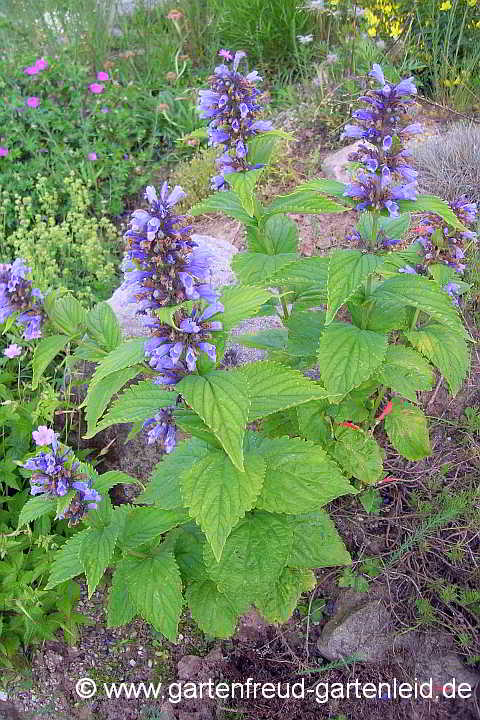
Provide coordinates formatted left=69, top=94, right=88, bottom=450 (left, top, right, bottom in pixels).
left=84, top=381, right=176, bottom=438
left=357, top=213, right=410, bottom=245
left=232, top=252, right=296, bottom=285
left=288, top=511, right=351, bottom=568
left=327, top=251, right=384, bottom=324
left=86, top=302, right=122, bottom=351
left=32, top=335, right=69, bottom=389
left=286, top=309, right=325, bottom=357
left=373, top=275, right=467, bottom=338
left=186, top=580, right=238, bottom=638
left=406, top=324, right=469, bottom=395
left=294, top=178, right=349, bottom=199
left=248, top=214, right=298, bottom=254
left=265, top=190, right=349, bottom=217
left=118, top=507, right=189, bottom=550
left=204, top=511, right=293, bottom=612
left=384, top=400, right=431, bottom=460
left=189, top=191, right=257, bottom=225
left=79, top=524, right=119, bottom=598
left=238, top=361, right=338, bottom=420
left=136, top=438, right=212, bottom=507
left=45, top=530, right=90, bottom=589
left=328, top=397, right=369, bottom=423
left=270, top=255, right=329, bottom=289
left=180, top=449, right=265, bottom=561
left=92, top=470, right=138, bottom=495
left=173, top=409, right=221, bottom=446
left=378, top=345, right=434, bottom=401
left=255, top=567, right=315, bottom=624
left=227, top=169, right=263, bottom=216
left=47, top=294, right=87, bottom=337
left=84, top=365, right=141, bottom=437
left=124, top=553, right=183, bottom=641
left=219, top=285, right=272, bottom=330
left=107, top=563, right=137, bottom=627
left=56, top=489, right=76, bottom=519
left=397, top=194, right=467, bottom=231
left=262, top=407, right=299, bottom=438
left=247, top=130, right=291, bottom=166
left=378, top=244, right=425, bottom=275
left=318, top=324, right=388, bottom=395
left=17, top=496, right=57, bottom=527
left=234, top=329, right=288, bottom=351
left=349, top=293, right=408, bottom=333
left=73, top=341, right=107, bottom=362
left=296, top=400, right=331, bottom=444
left=332, top=426, right=384, bottom=484
left=177, top=371, right=250, bottom=471
left=89, top=339, right=146, bottom=386
left=254, top=437, right=355, bottom=513
left=174, top=523, right=206, bottom=582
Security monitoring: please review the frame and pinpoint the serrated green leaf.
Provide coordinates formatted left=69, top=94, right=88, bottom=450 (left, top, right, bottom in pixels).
left=45, top=530, right=90, bottom=589
left=107, top=562, right=137, bottom=627
left=378, top=345, right=434, bottom=401
left=296, top=400, right=331, bottom=444
left=17, top=496, right=57, bottom=527
left=406, top=324, right=469, bottom=395
left=349, top=292, right=408, bottom=332
left=327, top=251, right=384, bottom=324
left=118, top=507, right=189, bottom=549
left=174, top=523, right=206, bottom=582
left=254, top=437, right=355, bottom=513
left=189, top=191, right=257, bottom=225
left=286, top=309, right=325, bottom=357
left=397, top=194, right=467, bottom=231
left=32, top=335, right=69, bottom=389
left=219, top=285, right=272, bottom=330
left=73, top=341, right=107, bottom=362
left=238, top=361, right=338, bottom=420
left=204, top=511, right=293, bottom=612
left=294, top=178, right=349, bottom=199
left=89, top=339, right=147, bottom=386
left=288, top=511, right=352, bottom=568
left=318, top=324, right=388, bottom=395
left=384, top=400, right=431, bottom=460
left=248, top=214, right=298, bottom=254
left=136, top=438, right=212, bottom=507
left=373, top=275, right=467, bottom=337
left=84, top=381, right=176, bottom=438
left=378, top=244, right=425, bottom=275
left=47, top=294, right=87, bottom=337
left=270, top=255, right=329, bottom=289
left=180, top=450, right=265, bottom=561
left=265, top=190, right=349, bottom=217
left=227, top=169, right=263, bottom=216
left=79, top=524, right=119, bottom=597
left=86, top=302, right=122, bottom=351
left=255, top=567, right=315, bottom=624
left=247, top=130, right=291, bottom=166
left=328, top=397, right=369, bottom=423
left=84, top=365, right=141, bottom=436
left=332, top=426, right=384, bottom=484
left=124, top=552, right=183, bottom=641
left=177, top=371, right=250, bottom=471
left=234, top=329, right=288, bottom=351
left=173, top=409, right=221, bottom=446
left=186, top=580, right=238, bottom=638
left=262, top=407, right=299, bottom=438
left=232, top=252, right=296, bottom=285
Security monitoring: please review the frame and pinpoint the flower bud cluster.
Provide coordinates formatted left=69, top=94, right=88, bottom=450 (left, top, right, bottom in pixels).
left=198, top=50, right=273, bottom=190
left=0, top=259, right=45, bottom=339
left=23, top=427, right=101, bottom=526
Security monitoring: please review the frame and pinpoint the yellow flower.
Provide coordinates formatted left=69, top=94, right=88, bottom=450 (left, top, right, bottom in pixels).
left=440, top=0, right=452, bottom=9
left=467, top=0, right=476, bottom=7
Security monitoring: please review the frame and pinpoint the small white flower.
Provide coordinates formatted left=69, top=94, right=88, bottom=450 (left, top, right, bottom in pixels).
left=297, top=34, right=314, bottom=44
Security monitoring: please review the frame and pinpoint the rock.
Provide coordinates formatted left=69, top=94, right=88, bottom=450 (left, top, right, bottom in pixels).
left=413, top=635, right=480, bottom=690
left=229, top=313, right=285, bottom=365
left=321, top=141, right=369, bottom=183
left=316, top=590, right=393, bottom=663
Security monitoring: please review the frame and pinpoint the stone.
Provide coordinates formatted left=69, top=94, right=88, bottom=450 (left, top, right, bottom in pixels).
left=413, top=635, right=480, bottom=690
left=316, top=590, right=393, bottom=663
left=321, top=141, right=365, bottom=183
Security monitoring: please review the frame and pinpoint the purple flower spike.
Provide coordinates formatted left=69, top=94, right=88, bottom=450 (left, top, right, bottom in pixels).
left=369, top=64, right=385, bottom=85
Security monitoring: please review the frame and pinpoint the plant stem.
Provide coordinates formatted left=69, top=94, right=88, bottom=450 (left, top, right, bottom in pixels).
left=410, top=308, right=420, bottom=331
left=371, top=385, right=386, bottom=423
left=280, top=292, right=290, bottom=322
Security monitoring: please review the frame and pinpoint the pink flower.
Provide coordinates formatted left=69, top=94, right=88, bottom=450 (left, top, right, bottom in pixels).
left=97, top=71, right=109, bottom=81
left=3, top=343, right=22, bottom=358
left=26, top=96, right=41, bottom=108
left=218, top=49, right=233, bottom=60
left=32, top=426, right=56, bottom=446
left=87, top=152, right=97, bottom=161
left=35, top=57, right=48, bottom=71
left=88, top=83, right=104, bottom=94
left=24, top=65, right=39, bottom=76
left=0, top=147, right=8, bottom=157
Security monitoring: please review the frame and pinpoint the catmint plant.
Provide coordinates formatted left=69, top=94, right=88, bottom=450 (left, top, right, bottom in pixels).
left=0, top=258, right=45, bottom=339
left=33, top=58, right=473, bottom=645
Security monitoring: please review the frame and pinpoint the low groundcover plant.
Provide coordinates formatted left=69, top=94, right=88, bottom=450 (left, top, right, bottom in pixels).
left=13, top=55, right=474, bottom=642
